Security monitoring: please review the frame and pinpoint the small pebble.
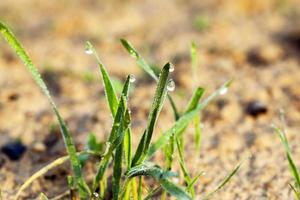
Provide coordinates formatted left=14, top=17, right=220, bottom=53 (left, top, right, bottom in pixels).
left=1, top=141, right=27, bottom=161
left=245, top=101, right=268, bottom=117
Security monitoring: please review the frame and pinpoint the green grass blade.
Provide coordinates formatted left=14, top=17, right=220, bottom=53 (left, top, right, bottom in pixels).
left=93, top=92, right=130, bottom=190
left=0, top=22, right=90, bottom=198
left=160, top=179, right=192, bottom=200
left=124, top=129, right=132, bottom=169
left=175, top=138, right=195, bottom=198
left=289, top=183, right=300, bottom=200
left=202, top=161, right=242, bottom=200
left=121, top=75, right=132, bottom=169
left=39, top=193, right=49, bottom=200
left=113, top=117, right=126, bottom=200
left=190, top=41, right=198, bottom=86
left=184, top=87, right=205, bottom=113
left=87, top=44, right=133, bottom=170
left=131, top=63, right=171, bottom=166
left=85, top=41, right=119, bottom=116
left=164, top=133, right=175, bottom=170
left=274, top=126, right=300, bottom=191
left=147, top=81, right=231, bottom=158
left=194, top=115, right=202, bottom=152
left=144, top=186, right=162, bottom=200
left=120, top=39, right=180, bottom=120
left=137, top=177, right=143, bottom=200
left=186, top=171, right=205, bottom=192
left=120, top=39, right=157, bottom=81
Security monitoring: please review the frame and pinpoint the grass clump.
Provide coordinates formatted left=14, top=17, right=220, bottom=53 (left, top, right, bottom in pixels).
left=1, top=21, right=240, bottom=200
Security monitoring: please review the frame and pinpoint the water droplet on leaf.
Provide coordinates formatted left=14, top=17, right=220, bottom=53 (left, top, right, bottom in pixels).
left=167, top=79, right=175, bottom=92
left=129, top=75, right=136, bottom=83
left=93, top=192, right=99, bottom=197
left=219, top=87, right=228, bottom=95
left=85, top=43, right=93, bottom=55
left=169, top=63, right=175, bottom=72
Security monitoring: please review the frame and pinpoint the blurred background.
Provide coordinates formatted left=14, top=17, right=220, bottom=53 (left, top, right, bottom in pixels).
left=0, top=0, right=300, bottom=199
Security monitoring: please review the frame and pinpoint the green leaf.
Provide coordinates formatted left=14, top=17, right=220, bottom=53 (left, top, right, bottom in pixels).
left=120, top=39, right=157, bottom=81
left=93, top=78, right=131, bottom=190
left=85, top=41, right=119, bottom=116
left=126, top=163, right=177, bottom=180
left=164, top=132, right=175, bottom=170
left=176, top=138, right=194, bottom=197
left=202, top=161, right=242, bottom=200
left=131, top=63, right=171, bottom=166
left=39, top=193, right=49, bottom=200
left=274, top=126, right=300, bottom=194
left=160, top=179, right=192, bottom=200
left=87, top=43, right=133, bottom=170
left=0, top=22, right=90, bottom=198
left=120, top=39, right=180, bottom=120
left=147, top=81, right=231, bottom=158
left=289, top=183, right=300, bottom=200
left=177, top=87, right=204, bottom=146
left=112, top=129, right=124, bottom=200
left=186, top=171, right=205, bottom=192
left=86, top=133, right=103, bottom=153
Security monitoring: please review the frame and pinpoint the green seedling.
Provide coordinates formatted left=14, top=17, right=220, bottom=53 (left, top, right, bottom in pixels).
left=0, top=21, right=239, bottom=200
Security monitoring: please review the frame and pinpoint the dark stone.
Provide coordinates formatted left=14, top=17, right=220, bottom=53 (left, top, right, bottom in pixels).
left=7, top=93, right=19, bottom=101
left=1, top=141, right=27, bottom=161
left=245, top=101, right=268, bottom=117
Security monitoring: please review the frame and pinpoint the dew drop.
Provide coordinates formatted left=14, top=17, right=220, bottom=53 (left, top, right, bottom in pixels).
left=85, top=43, right=93, bottom=55
left=169, top=63, right=175, bottom=72
left=219, top=87, right=228, bottom=95
left=85, top=48, right=93, bottom=55
left=167, top=79, right=175, bottom=92
left=129, top=75, right=136, bottom=83
left=93, top=192, right=99, bottom=198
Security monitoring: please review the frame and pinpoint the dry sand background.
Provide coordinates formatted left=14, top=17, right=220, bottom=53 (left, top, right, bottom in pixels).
left=0, top=0, right=300, bottom=199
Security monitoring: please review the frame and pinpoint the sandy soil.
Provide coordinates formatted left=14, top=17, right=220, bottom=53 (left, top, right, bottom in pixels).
left=0, top=0, right=300, bottom=199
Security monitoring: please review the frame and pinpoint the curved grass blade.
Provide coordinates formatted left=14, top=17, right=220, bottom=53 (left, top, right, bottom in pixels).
left=113, top=109, right=131, bottom=200
left=144, top=186, right=162, bottom=200
left=0, top=22, right=90, bottom=198
left=147, top=81, right=232, bottom=158
left=177, top=87, right=205, bottom=148
left=164, top=132, right=175, bottom=170
left=113, top=138, right=124, bottom=200
left=87, top=43, right=133, bottom=169
left=202, top=161, right=242, bottom=200
left=186, top=171, right=205, bottom=192
left=131, top=63, right=171, bottom=166
left=190, top=41, right=198, bottom=86
left=160, top=179, right=192, bottom=200
left=93, top=76, right=132, bottom=191
left=274, top=126, right=300, bottom=194
left=120, top=39, right=180, bottom=120
left=126, top=163, right=177, bottom=180
left=175, top=138, right=194, bottom=198
left=289, top=183, right=300, bottom=200
left=15, top=151, right=97, bottom=200
left=85, top=41, right=119, bottom=116
left=39, top=193, right=49, bottom=200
